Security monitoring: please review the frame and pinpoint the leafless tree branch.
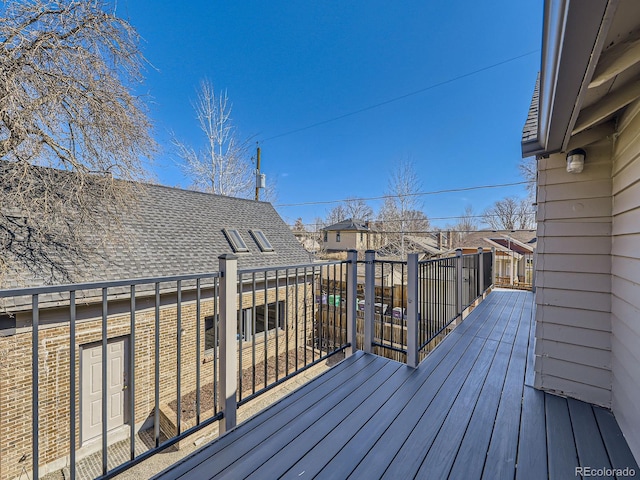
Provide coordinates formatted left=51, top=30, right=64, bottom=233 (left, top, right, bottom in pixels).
left=377, top=158, right=430, bottom=256
left=0, top=0, right=155, bottom=285
left=174, top=79, right=255, bottom=198
left=482, top=196, right=535, bottom=230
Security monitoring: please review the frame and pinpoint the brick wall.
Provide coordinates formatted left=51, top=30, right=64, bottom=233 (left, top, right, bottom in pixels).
left=0, top=280, right=313, bottom=480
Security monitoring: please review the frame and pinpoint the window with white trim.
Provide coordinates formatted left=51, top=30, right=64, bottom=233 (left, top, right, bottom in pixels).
left=238, top=301, right=285, bottom=340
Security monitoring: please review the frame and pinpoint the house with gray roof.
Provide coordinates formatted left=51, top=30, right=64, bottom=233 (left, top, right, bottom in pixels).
left=2, top=182, right=309, bottom=290
left=0, top=179, right=313, bottom=478
left=321, top=218, right=382, bottom=253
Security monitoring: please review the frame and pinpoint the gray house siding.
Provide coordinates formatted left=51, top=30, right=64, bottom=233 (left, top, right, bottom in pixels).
left=521, top=0, right=640, bottom=464
left=534, top=140, right=613, bottom=407
left=611, top=100, right=640, bottom=459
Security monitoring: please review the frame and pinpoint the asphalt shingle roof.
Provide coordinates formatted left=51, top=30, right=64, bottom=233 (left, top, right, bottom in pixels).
left=322, top=219, right=370, bottom=232
left=2, top=183, right=310, bottom=289
left=457, top=230, right=537, bottom=252
left=521, top=74, right=540, bottom=150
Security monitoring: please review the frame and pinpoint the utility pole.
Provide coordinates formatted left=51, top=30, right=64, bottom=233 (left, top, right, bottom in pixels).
left=255, top=147, right=265, bottom=201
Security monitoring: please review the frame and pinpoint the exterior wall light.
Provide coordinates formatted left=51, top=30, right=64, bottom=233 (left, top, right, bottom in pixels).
left=566, top=148, right=586, bottom=173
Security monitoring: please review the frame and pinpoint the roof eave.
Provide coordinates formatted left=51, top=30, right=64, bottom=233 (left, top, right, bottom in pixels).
left=532, top=0, right=613, bottom=155
left=521, top=139, right=546, bottom=158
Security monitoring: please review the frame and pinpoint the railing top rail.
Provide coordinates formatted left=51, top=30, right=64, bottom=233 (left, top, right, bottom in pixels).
left=0, top=271, right=221, bottom=298
left=237, top=260, right=348, bottom=275
left=0, top=260, right=356, bottom=298
left=416, top=251, right=485, bottom=265
left=372, top=259, right=408, bottom=266
left=418, top=256, right=457, bottom=266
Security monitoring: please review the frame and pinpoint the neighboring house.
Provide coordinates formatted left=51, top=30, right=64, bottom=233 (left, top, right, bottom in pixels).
left=452, top=230, right=536, bottom=287
left=522, top=0, right=640, bottom=460
left=321, top=218, right=381, bottom=252
left=0, top=181, right=311, bottom=478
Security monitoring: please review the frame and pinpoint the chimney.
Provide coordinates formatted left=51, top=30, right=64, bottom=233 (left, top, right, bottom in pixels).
left=437, top=232, right=443, bottom=249
left=447, top=230, right=452, bottom=249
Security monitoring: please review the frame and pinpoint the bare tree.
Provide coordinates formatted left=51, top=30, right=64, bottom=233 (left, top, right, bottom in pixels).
left=378, top=158, right=428, bottom=255
left=0, top=0, right=155, bottom=283
left=292, top=217, right=306, bottom=233
left=174, top=79, right=254, bottom=198
left=324, top=198, right=373, bottom=226
left=325, top=204, right=348, bottom=226
left=443, top=206, right=479, bottom=248
left=519, top=156, right=537, bottom=200
left=483, top=196, right=535, bottom=230
left=343, top=198, right=374, bottom=221
left=312, top=216, right=328, bottom=258
left=456, top=205, right=479, bottom=233
left=403, top=209, right=431, bottom=234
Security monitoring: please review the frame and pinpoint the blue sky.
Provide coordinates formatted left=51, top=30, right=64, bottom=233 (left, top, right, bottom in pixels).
left=121, top=1, right=543, bottom=229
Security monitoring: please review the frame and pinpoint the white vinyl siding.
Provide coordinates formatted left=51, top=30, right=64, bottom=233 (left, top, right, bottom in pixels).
left=534, top=140, right=612, bottom=406
left=611, top=100, right=640, bottom=460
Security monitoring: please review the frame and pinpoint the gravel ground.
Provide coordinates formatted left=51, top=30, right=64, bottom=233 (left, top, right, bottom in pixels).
left=169, top=347, right=341, bottom=423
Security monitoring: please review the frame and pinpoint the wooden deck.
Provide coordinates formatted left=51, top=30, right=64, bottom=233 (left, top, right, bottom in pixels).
left=154, top=290, right=639, bottom=479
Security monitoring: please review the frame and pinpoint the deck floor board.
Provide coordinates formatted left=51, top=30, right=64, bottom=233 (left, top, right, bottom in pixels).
left=268, top=364, right=416, bottom=480
left=515, top=387, right=547, bottom=480
left=184, top=355, right=390, bottom=479
left=218, top=360, right=402, bottom=480
left=380, top=336, right=496, bottom=479
left=546, top=394, right=580, bottom=480
left=153, top=290, right=639, bottom=480
left=568, top=398, right=612, bottom=471
left=482, top=293, right=531, bottom=479
left=594, top=407, right=640, bottom=472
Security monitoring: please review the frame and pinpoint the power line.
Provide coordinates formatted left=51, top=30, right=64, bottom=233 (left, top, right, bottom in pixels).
left=275, top=180, right=531, bottom=207
left=293, top=229, right=535, bottom=236
left=289, top=211, right=536, bottom=228
left=262, top=49, right=539, bottom=142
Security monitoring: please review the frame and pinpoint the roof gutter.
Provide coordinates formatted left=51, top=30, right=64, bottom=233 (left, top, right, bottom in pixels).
left=526, top=0, right=613, bottom=157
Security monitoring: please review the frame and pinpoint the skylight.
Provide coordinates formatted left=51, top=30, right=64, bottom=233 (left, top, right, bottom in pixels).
left=250, top=229, right=274, bottom=252
left=223, top=229, right=249, bottom=253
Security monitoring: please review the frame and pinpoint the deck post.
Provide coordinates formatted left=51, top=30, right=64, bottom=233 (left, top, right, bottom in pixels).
left=455, top=249, right=463, bottom=319
left=364, top=250, right=375, bottom=353
left=218, top=254, right=238, bottom=434
left=491, top=247, right=496, bottom=286
left=406, top=253, right=419, bottom=368
left=532, top=250, right=537, bottom=292
left=346, top=250, right=358, bottom=357
left=478, top=247, right=484, bottom=295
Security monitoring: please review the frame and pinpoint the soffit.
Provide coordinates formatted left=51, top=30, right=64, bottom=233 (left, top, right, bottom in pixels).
left=523, top=0, right=640, bottom=156
left=570, top=0, right=640, bottom=138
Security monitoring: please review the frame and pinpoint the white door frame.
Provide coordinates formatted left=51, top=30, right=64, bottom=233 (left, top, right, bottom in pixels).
left=80, top=335, right=130, bottom=445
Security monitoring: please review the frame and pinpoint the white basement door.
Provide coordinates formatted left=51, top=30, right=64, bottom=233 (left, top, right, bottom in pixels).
left=81, top=337, right=128, bottom=443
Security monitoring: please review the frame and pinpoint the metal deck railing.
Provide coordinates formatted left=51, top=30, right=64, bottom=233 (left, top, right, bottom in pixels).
left=0, top=249, right=494, bottom=479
